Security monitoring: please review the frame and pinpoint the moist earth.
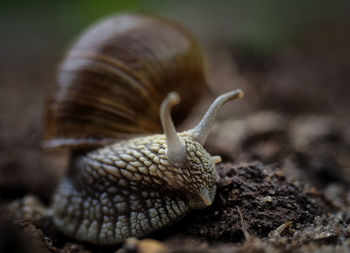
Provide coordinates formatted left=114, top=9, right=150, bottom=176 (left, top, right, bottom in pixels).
left=1, top=18, right=350, bottom=253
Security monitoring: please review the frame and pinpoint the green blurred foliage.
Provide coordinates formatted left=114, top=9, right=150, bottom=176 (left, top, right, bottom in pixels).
left=1, top=0, right=349, bottom=53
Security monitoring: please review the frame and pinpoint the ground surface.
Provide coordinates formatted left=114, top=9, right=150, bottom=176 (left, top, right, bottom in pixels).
left=1, top=13, right=350, bottom=253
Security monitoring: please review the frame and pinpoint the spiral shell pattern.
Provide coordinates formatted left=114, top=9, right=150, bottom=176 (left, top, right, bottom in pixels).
left=44, top=14, right=207, bottom=149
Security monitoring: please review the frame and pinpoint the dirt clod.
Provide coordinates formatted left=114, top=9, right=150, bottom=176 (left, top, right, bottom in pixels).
left=179, top=162, right=334, bottom=242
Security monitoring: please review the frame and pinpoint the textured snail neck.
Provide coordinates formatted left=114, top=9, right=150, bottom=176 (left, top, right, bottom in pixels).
left=160, top=92, right=186, bottom=167
left=191, top=89, right=244, bottom=145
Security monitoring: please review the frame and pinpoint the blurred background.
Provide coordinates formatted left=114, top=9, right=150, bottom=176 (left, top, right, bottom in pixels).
left=1, top=0, right=350, bottom=202
left=1, top=1, right=350, bottom=252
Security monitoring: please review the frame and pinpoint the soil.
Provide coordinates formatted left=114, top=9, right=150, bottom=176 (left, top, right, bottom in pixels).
left=0, top=16, right=350, bottom=253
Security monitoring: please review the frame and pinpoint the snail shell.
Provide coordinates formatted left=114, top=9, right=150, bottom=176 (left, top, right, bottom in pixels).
left=44, top=13, right=207, bottom=149
left=46, top=13, right=244, bottom=245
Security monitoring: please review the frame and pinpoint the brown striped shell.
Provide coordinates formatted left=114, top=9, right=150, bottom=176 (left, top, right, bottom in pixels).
left=44, top=13, right=208, bottom=149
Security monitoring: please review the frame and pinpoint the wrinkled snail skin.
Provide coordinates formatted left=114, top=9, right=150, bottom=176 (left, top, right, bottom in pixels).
left=51, top=90, right=244, bottom=245
left=51, top=134, right=214, bottom=245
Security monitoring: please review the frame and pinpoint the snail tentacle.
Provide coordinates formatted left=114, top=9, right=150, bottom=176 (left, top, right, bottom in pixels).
left=160, top=92, right=187, bottom=167
left=191, top=89, right=244, bottom=145
left=199, top=188, right=212, bottom=206
left=212, top=155, right=222, bottom=164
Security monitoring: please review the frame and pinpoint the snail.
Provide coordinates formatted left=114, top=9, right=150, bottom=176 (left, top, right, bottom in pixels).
left=44, top=13, right=244, bottom=245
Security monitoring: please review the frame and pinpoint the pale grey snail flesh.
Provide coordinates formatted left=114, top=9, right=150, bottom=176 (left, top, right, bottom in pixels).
left=51, top=90, right=244, bottom=245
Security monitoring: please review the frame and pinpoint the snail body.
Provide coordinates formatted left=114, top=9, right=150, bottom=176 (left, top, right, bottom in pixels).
left=46, top=14, right=244, bottom=245
left=52, top=134, right=212, bottom=244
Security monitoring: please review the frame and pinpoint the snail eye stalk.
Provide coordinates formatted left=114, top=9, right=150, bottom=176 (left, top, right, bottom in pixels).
left=160, top=92, right=186, bottom=167
left=191, top=89, right=244, bottom=145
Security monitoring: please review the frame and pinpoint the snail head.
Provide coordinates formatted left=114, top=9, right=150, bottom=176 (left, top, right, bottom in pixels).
left=160, top=89, right=244, bottom=209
